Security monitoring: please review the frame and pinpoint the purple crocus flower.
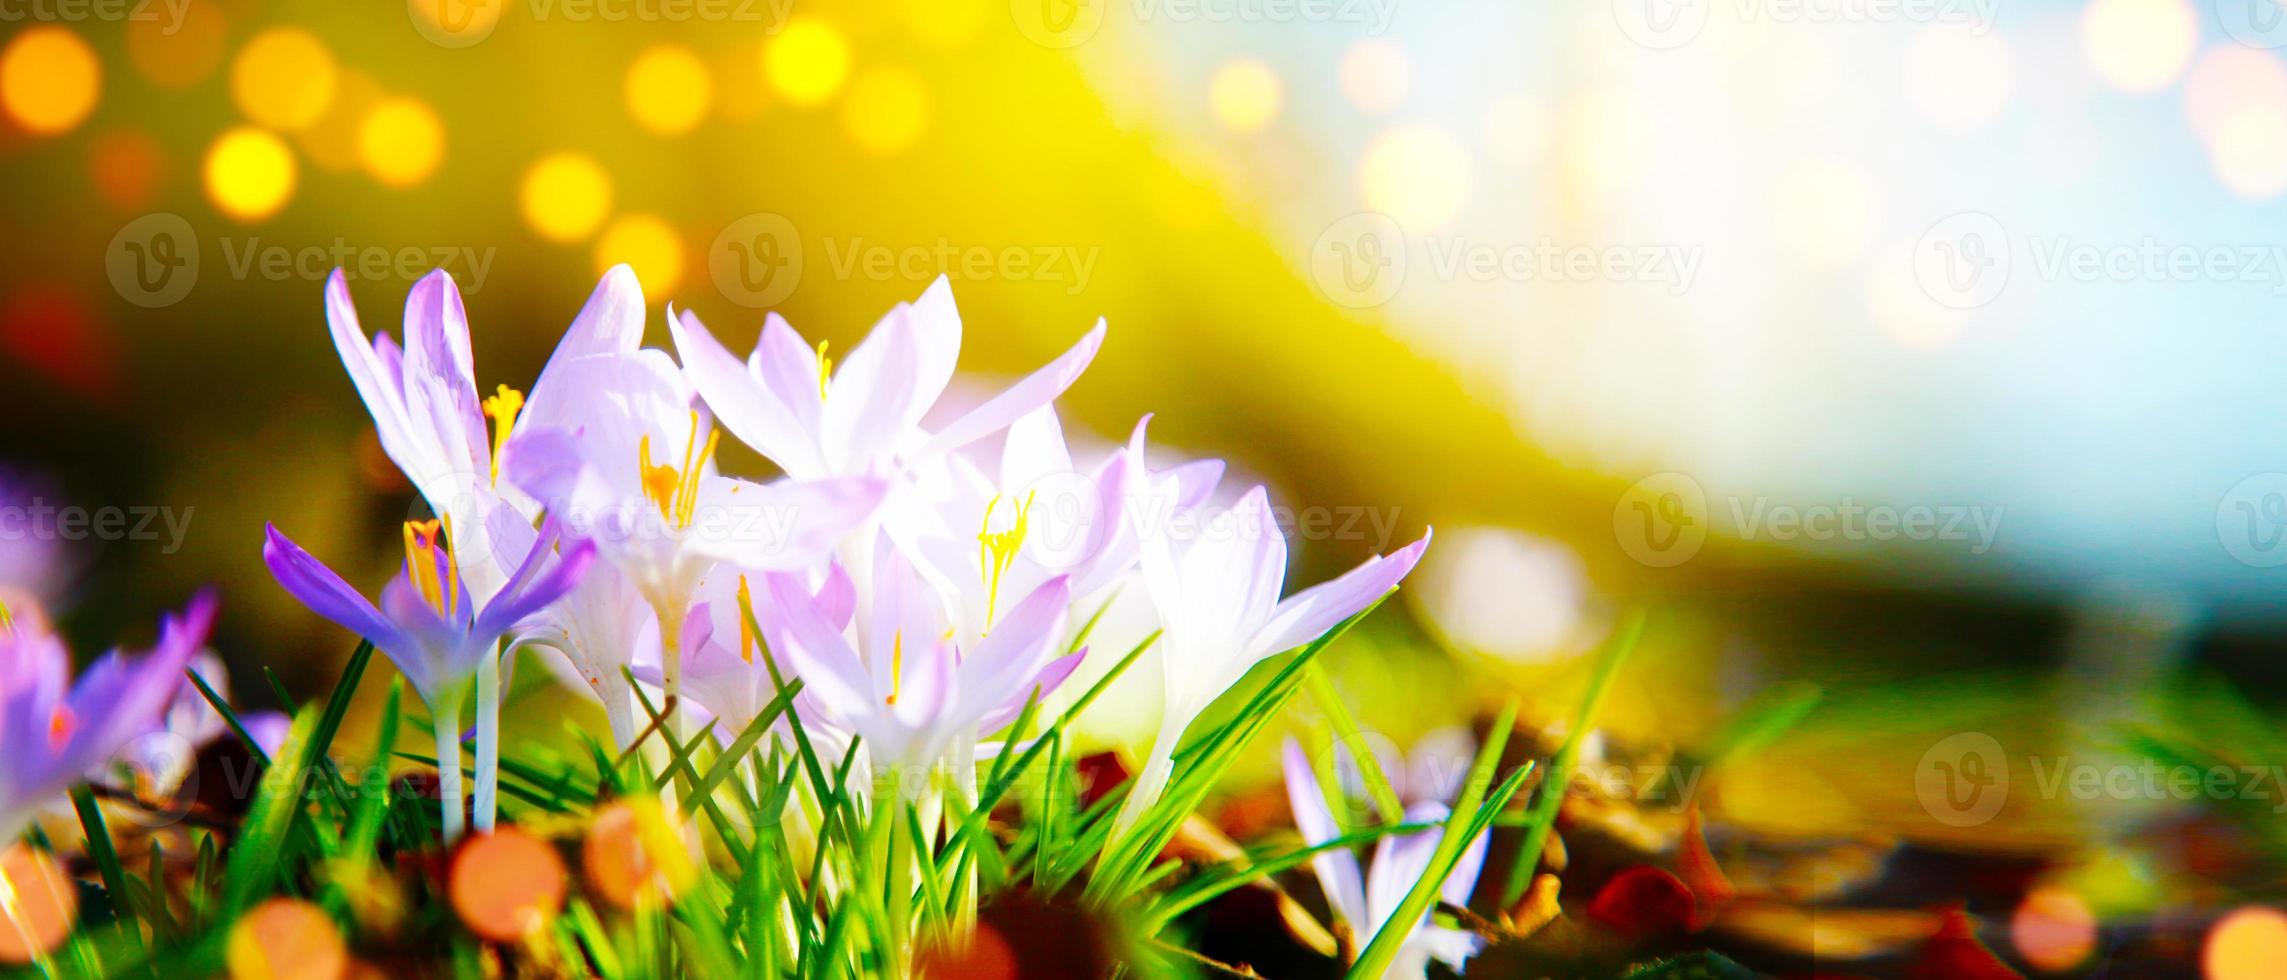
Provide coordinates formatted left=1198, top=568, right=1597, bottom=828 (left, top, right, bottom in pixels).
left=263, top=519, right=592, bottom=706
left=1282, top=739, right=1488, bottom=978
left=754, top=532, right=1083, bottom=775
left=1113, top=480, right=1431, bottom=838
left=0, top=591, right=215, bottom=844
left=263, top=518, right=591, bottom=840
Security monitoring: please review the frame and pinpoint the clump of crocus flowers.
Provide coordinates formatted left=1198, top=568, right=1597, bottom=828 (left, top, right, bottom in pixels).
left=0, top=268, right=1440, bottom=974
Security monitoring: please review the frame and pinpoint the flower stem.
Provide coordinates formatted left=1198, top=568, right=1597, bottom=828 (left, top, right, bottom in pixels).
left=1108, top=724, right=1183, bottom=849
left=434, top=686, right=466, bottom=843
left=473, top=645, right=501, bottom=834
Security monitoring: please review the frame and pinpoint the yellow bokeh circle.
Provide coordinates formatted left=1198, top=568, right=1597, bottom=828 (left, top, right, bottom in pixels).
left=358, top=97, right=445, bottom=188
left=2, top=28, right=101, bottom=136
left=594, top=214, right=684, bottom=298
left=520, top=153, right=613, bottom=244
left=232, top=28, right=337, bottom=131
left=765, top=19, right=850, bottom=108
left=1208, top=58, right=1282, bottom=134
left=205, top=126, right=299, bottom=221
left=625, top=45, right=713, bottom=136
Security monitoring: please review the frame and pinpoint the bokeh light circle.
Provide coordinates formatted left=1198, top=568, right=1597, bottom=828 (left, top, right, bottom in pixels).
left=2210, top=104, right=2287, bottom=200
left=1358, top=124, right=1473, bottom=231
left=231, top=28, right=337, bottom=131
left=358, top=97, right=445, bottom=188
left=1208, top=58, right=1282, bottom=134
left=625, top=45, right=713, bottom=136
left=2, top=28, right=101, bottom=136
left=204, top=127, right=298, bottom=222
left=594, top=214, right=684, bottom=298
left=520, top=152, right=613, bottom=243
left=2081, top=0, right=2196, bottom=94
left=765, top=19, right=851, bottom=108
left=1340, top=39, right=1411, bottom=114
left=2206, top=907, right=2287, bottom=980
left=127, top=2, right=226, bottom=90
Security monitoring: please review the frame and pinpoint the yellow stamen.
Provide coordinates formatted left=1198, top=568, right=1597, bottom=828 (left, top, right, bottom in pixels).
left=734, top=576, right=756, bottom=665
left=885, top=631, right=903, bottom=706
left=815, top=340, right=833, bottom=400
left=47, top=707, right=72, bottom=748
left=976, top=491, right=1036, bottom=628
left=401, top=518, right=456, bottom=617
left=638, top=411, right=722, bottom=530
left=482, top=385, right=525, bottom=487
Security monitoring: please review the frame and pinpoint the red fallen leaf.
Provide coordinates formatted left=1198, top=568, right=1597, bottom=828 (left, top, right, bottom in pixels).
left=1678, top=805, right=1737, bottom=929
left=1074, top=752, right=1131, bottom=810
left=1905, top=906, right=2022, bottom=980
left=1587, top=866, right=1697, bottom=939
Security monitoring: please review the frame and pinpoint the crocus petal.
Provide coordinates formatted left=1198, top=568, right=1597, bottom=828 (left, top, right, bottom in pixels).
left=1249, top=531, right=1431, bottom=661
left=915, top=320, right=1106, bottom=459
left=475, top=531, right=595, bottom=640
left=398, top=270, right=488, bottom=481
left=529, top=265, right=646, bottom=419
left=978, top=649, right=1083, bottom=733
left=962, top=576, right=1069, bottom=702
left=1367, top=803, right=1453, bottom=935
left=1000, top=405, right=1073, bottom=496
left=750, top=314, right=824, bottom=433
left=680, top=475, right=886, bottom=571
left=761, top=573, right=875, bottom=719
left=905, top=276, right=961, bottom=417
left=821, top=305, right=924, bottom=471
left=671, top=307, right=825, bottom=476
left=263, top=525, right=414, bottom=659
left=1282, top=739, right=1370, bottom=929
left=889, top=635, right=954, bottom=730
left=326, top=273, right=423, bottom=484
left=814, top=562, right=856, bottom=632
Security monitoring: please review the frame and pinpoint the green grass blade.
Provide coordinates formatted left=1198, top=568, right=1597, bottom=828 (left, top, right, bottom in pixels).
left=1500, top=608, right=1645, bottom=908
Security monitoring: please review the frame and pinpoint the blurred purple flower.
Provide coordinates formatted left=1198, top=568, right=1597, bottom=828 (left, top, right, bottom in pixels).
left=1282, top=739, right=1487, bottom=979
left=0, top=591, right=215, bottom=842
